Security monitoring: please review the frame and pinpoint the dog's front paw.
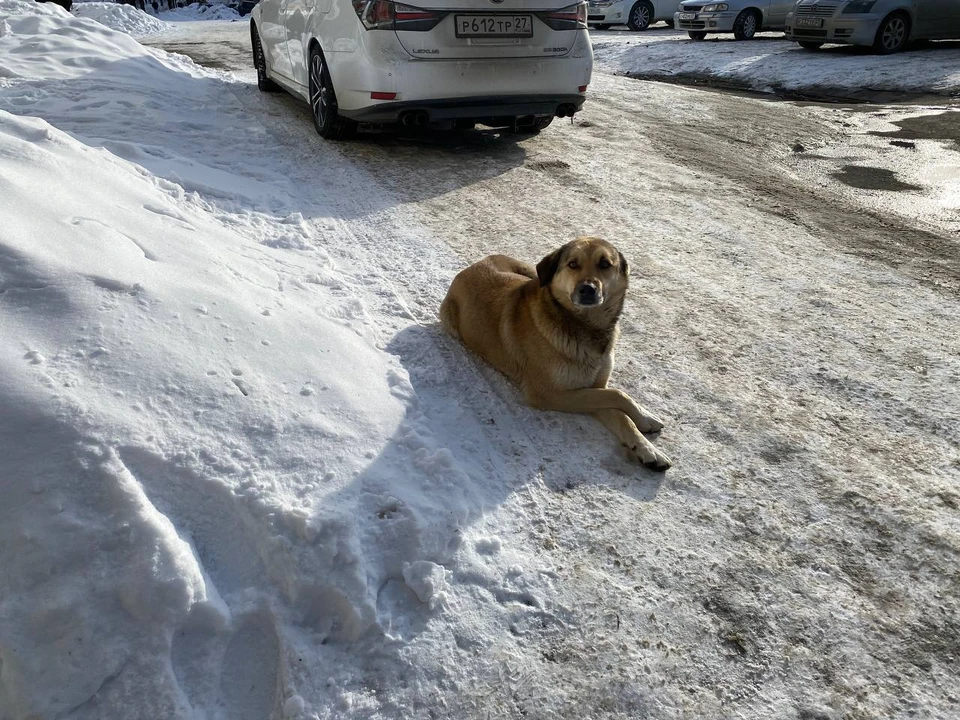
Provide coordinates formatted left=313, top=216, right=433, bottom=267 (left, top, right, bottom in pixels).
left=642, top=449, right=672, bottom=472
left=625, top=440, right=672, bottom=472
left=635, top=414, right=664, bottom=434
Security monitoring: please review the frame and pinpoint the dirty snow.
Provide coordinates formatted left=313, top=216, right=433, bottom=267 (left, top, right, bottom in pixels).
left=160, top=3, right=242, bottom=22
left=787, top=105, right=960, bottom=235
left=1, top=2, right=959, bottom=719
left=592, top=28, right=960, bottom=97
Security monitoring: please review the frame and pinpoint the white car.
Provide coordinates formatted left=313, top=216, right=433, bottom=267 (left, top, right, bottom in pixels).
left=587, top=0, right=676, bottom=30
left=250, top=0, right=594, bottom=138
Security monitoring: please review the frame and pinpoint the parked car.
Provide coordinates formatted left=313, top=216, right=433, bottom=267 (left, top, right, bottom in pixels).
left=250, top=0, right=592, bottom=139
left=587, top=0, right=676, bottom=30
left=675, top=0, right=794, bottom=39
left=785, top=0, right=960, bottom=53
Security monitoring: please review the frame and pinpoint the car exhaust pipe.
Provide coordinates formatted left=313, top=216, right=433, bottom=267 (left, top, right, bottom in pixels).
left=555, top=104, right=577, bottom=118
left=515, top=115, right=537, bottom=128
left=401, top=110, right=429, bottom=127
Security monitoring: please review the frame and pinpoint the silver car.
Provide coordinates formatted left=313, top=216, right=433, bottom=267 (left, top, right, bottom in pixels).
left=786, top=0, right=960, bottom=53
left=675, top=0, right=795, bottom=40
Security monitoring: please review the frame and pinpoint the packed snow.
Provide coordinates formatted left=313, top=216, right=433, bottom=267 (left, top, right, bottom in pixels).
left=1, top=1, right=959, bottom=719
left=592, top=28, right=960, bottom=97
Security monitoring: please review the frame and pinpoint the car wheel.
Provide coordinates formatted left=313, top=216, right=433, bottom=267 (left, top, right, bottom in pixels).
left=251, top=24, right=280, bottom=92
left=627, top=1, right=653, bottom=31
left=511, top=116, right=554, bottom=133
left=308, top=45, right=357, bottom=140
left=873, top=12, right=909, bottom=54
left=797, top=40, right=823, bottom=50
left=664, top=19, right=675, bottom=28
left=592, top=23, right=612, bottom=30
left=732, top=9, right=760, bottom=40
left=688, top=31, right=707, bottom=40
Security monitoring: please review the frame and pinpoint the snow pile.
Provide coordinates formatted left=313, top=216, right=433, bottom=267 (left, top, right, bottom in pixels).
left=72, top=1, right=167, bottom=36
left=160, top=2, right=241, bottom=21
left=592, top=28, right=960, bottom=96
left=0, top=1, right=510, bottom=717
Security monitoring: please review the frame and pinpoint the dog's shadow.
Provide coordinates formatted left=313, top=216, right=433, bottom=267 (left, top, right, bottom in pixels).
left=385, top=323, right=666, bottom=506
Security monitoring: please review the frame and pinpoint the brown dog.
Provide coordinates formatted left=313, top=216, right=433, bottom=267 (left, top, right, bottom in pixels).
left=440, top=236, right=671, bottom=471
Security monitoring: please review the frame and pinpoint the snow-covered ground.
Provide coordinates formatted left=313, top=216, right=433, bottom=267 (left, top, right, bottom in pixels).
left=2, top=2, right=959, bottom=719
left=592, top=28, right=960, bottom=98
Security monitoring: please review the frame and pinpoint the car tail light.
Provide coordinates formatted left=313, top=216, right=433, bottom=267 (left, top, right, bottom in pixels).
left=370, top=91, right=397, bottom=99
left=353, top=0, right=444, bottom=30
left=578, top=84, right=588, bottom=92
left=539, top=2, right=588, bottom=30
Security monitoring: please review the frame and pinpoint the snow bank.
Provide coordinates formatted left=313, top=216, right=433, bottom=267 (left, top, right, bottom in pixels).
left=0, top=1, right=499, bottom=716
left=160, top=2, right=241, bottom=21
left=592, top=29, right=960, bottom=97
left=72, top=1, right=168, bottom=36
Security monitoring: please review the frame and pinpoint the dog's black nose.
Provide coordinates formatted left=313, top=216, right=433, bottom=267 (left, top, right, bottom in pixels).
left=578, top=283, right=597, bottom=299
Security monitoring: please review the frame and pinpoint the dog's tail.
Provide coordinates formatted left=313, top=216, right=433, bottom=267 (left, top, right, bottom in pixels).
left=439, top=295, right=460, bottom=339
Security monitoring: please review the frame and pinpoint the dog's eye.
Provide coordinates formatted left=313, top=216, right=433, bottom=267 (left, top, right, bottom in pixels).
left=598, top=257, right=611, bottom=270
left=567, top=260, right=580, bottom=270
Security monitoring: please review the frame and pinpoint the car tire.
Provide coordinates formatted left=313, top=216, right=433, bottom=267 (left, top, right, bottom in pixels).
left=688, top=31, right=707, bottom=40
left=511, top=116, right=554, bottom=133
left=732, top=9, right=760, bottom=40
left=251, top=24, right=280, bottom=92
left=873, top=11, right=909, bottom=54
left=664, top=19, right=675, bottom=28
left=592, top=23, right=612, bottom=30
left=627, top=1, right=653, bottom=31
left=308, top=45, right=357, bottom=140
left=797, top=40, right=823, bottom=50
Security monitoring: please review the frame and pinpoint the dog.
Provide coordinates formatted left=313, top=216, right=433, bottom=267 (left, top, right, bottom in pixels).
left=440, top=236, right=671, bottom=471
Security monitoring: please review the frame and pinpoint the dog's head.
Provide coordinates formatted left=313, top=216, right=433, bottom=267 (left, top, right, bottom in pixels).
left=536, top=237, right=629, bottom=314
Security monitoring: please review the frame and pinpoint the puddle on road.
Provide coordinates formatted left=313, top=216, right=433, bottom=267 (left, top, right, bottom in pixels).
left=869, top=111, right=960, bottom=151
left=830, top=165, right=923, bottom=192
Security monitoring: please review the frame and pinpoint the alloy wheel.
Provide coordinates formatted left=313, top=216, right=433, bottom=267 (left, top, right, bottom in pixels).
left=632, top=4, right=650, bottom=28
left=881, top=16, right=906, bottom=51
left=310, top=53, right=329, bottom=130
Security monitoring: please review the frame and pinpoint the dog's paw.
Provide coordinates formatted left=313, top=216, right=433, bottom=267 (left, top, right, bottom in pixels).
left=642, top=451, right=672, bottom=472
left=635, top=414, right=664, bottom=434
left=624, top=441, right=671, bottom=472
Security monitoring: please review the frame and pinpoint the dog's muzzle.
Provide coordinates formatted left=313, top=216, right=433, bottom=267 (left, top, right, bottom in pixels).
left=573, top=281, right=603, bottom=307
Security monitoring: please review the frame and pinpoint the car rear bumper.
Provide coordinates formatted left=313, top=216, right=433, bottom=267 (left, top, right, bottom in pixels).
left=340, top=93, right=586, bottom=123
left=330, top=34, right=593, bottom=117
left=784, top=12, right=882, bottom=45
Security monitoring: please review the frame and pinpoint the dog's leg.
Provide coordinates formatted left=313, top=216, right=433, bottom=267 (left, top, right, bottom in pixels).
left=592, top=410, right=672, bottom=471
left=438, top=296, right=460, bottom=338
left=592, top=356, right=664, bottom=433
left=529, top=387, right=663, bottom=433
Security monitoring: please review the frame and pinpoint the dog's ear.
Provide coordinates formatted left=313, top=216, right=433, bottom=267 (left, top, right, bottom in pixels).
left=618, top=251, right=629, bottom=276
left=536, top=247, right=564, bottom=287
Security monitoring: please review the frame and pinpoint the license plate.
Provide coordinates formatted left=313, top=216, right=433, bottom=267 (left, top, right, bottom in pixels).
left=454, top=14, right=534, bottom=37
left=678, top=12, right=696, bottom=20
left=795, top=16, right=823, bottom=27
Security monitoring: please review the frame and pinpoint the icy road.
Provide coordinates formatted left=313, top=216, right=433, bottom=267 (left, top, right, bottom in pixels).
left=1, top=5, right=958, bottom=720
